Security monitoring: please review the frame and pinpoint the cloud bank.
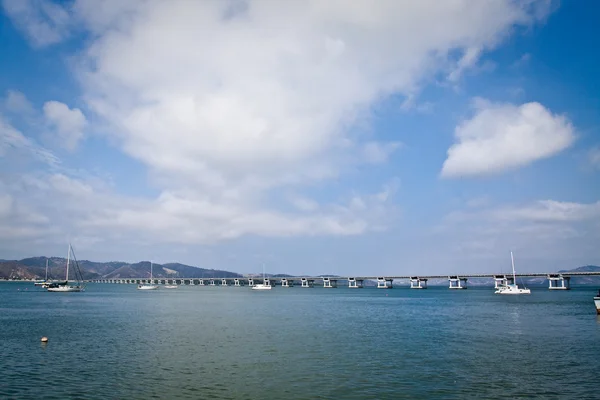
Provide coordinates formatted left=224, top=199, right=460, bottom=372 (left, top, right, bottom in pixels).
left=442, top=100, right=575, bottom=178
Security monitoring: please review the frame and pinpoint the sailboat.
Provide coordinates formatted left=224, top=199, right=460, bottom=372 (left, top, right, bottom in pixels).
left=594, top=290, right=600, bottom=315
left=165, top=273, right=178, bottom=289
left=47, top=244, right=85, bottom=292
left=252, top=264, right=272, bottom=290
left=495, top=251, right=531, bottom=295
left=137, top=261, right=159, bottom=290
left=34, top=259, right=51, bottom=287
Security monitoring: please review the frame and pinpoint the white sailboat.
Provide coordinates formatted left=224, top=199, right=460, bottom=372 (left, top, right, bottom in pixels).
left=34, top=259, right=50, bottom=287
left=252, top=264, right=272, bottom=290
left=137, top=261, right=159, bottom=290
left=594, top=290, right=600, bottom=315
left=48, top=244, right=84, bottom=292
left=165, top=275, right=178, bottom=289
left=495, top=251, right=531, bottom=295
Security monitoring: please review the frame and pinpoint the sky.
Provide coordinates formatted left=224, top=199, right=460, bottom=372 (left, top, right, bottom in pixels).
left=0, top=0, right=599, bottom=276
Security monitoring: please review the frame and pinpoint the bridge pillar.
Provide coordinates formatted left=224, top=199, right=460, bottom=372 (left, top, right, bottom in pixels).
left=281, top=278, right=292, bottom=287
left=322, top=277, right=337, bottom=288
left=234, top=278, right=242, bottom=286
left=348, top=277, right=363, bottom=288
left=547, top=274, right=570, bottom=290
left=198, top=279, right=205, bottom=286
left=209, top=279, right=216, bottom=286
left=189, top=279, right=195, bottom=285
left=377, top=277, right=393, bottom=289
left=221, top=278, right=228, bottom=286
left=301, top=278, right=313, bottom=288
left=263, top=278, right=271, bottom=286
left=448, top=276, right=467, bottom=289
left=410, top=277, right=428, bottom=289
left=493, top=275, right=509, bottom=289
left=248, top=278, right=254, bottom=286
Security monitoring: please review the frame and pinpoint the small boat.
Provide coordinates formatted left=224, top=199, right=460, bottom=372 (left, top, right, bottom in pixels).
left=164, top=284, right=178, bottom=289
left=34, top=259, right=51, bottom=287
left=594, top=290, right=600, bottom=315
left=47, top=244, right=85, bottom=292
left=252, top=264, right=272, bottom=290
left=495, top=251, right=531, bottom=295
left=137, top=261, right=159, bottom=290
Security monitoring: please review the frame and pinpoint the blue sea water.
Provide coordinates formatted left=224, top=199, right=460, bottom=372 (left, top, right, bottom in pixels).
left=0, top=283, right=599, bottom=399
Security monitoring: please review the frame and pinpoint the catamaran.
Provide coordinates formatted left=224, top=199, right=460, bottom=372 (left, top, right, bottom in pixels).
left=137, top=261, right=159, bottom=290
left=47, top=244, right=85, bottom=292
left=252, top=264, right=272, bottom=290
left=495, top=251, right=531, bottom=295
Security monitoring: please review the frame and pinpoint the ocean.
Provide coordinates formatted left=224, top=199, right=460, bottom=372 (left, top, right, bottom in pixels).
left=1, top=282, right=599, bottom=399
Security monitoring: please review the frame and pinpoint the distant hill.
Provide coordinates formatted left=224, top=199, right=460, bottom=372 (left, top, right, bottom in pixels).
left=559, top=265, right=600, bottom=273
left=0, top=257, right=242, bottom=280
left=1, top=257, right=599, bottom=284
left=554, top=265, right=600, bottom=285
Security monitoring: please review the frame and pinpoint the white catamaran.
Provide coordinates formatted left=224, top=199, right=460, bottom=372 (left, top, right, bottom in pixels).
left=495, top=251, right=531, bottom=295
left=47, top=244, right=85, bottom=292
left=137, top=261, right=159, bottom=290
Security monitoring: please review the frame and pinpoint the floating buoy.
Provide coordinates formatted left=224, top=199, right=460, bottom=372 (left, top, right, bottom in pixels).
left=41, top=337, right=48, bottom=343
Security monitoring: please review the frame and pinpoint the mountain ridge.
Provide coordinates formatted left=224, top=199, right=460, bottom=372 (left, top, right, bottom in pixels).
left=0, top=257, right=243, bottom=280
left=0, top=257, right=598, bottom=283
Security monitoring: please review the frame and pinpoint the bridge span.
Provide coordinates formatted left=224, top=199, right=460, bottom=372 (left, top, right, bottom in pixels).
left=92, top=271, right=600, bottom=290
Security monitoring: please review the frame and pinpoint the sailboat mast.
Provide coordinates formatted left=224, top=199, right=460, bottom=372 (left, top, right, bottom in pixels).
left=510, top=251, right=516, bottom=284
left=66, top=244, right=71, bottom=282
left=45, top=259, right=48, bottom=281
left=150, top=260, right=153, bottom=281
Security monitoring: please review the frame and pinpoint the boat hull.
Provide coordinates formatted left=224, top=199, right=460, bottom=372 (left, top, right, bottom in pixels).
left=495, top=284, right=531, bottom=295
left=594, top=297, right=600, bottom=315
left=47, top=286, right=83, bottom=292
left=252, top=285, right=272, bottom=290
left=164, top=285, right=178, bottom=289
left=137, top=285, right=159, bottom=290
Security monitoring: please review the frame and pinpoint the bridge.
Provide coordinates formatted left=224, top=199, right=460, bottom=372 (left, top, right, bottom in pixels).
left=92, top=271, right=600, bottom=290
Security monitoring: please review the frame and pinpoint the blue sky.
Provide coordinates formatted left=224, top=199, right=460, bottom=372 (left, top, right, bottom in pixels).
left=0, top=0, right=599, bottom=276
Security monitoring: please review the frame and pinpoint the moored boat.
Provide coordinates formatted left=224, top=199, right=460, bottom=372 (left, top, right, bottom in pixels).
left=47, top=244, right=85, bottom=293
left=495, top=251, right=531, bottom=295
left=594, top=290, right=600, bottom=315
left=137, top=261, right=159, bottom=290
left=252, top=264, right=272, bottom=290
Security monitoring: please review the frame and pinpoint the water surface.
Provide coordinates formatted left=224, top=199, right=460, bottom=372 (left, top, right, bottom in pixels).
left=1, top=283, right=599, bottom=399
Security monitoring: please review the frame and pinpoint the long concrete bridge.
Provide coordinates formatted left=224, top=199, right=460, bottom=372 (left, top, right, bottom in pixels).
left=92, top=271, right=600, bottom=290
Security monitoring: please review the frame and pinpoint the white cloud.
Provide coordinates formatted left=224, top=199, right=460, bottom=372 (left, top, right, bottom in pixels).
left=589, top=146, right=600, bottom=169
left=73, top=0, right=550, bottom=197
left=492, top=200, right=600, bottom=223
left=0, top=194, right=13, bottom=217
left=447, top=46, right=482, bottom=82
left=3, top=90, right=35, bottom=114
left=2, top=0, right=71, bottom=47
left=43, top=101, right=87, bottom=151
left=363, top=141, right=401, bottom=164
left=289, top=195, right=320, bottom=212
left=400, top=94, right=434, bottom=113
left=511, top=52, right=531, bottom=68
left=0, top=115, right=59, bottom=164
left=441, top=100, right=575, bottom=178
left=434, top=199, right=600, bottom=269
left=1, top=1, right=567, bottom=269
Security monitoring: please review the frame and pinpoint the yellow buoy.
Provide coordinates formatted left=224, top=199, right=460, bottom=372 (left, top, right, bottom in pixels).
left=41, top=337, right=48, bottom=343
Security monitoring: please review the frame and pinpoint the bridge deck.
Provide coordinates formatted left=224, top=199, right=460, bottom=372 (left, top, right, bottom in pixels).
left=96, top=271, right=600, bottom=281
